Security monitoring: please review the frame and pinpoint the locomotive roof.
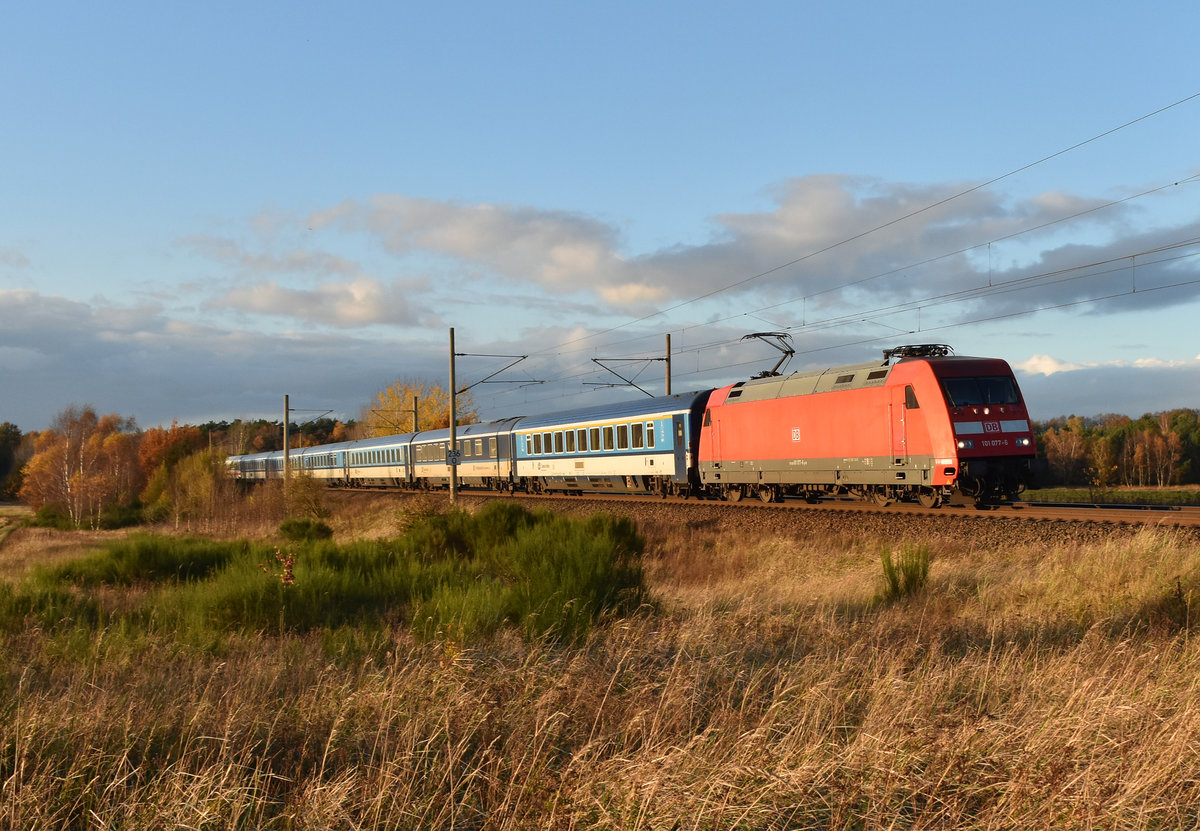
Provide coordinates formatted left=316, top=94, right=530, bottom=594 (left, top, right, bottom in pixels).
left=725, top=354, right=1002, bottom=405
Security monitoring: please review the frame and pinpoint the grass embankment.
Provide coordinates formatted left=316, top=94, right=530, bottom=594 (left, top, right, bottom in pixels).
left=3, top=499, right=1200, bottom=828
left=1025, top=485, right=1200, bottom=506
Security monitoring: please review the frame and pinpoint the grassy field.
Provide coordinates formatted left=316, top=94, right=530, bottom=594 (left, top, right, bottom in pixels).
left=2, top=498, right=1200, bottom=829
left=1024, top=485, right=1200, bottom=506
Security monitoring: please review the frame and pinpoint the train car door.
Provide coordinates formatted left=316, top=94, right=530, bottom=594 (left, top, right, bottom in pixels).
left=672, top=414, right=689, bottom=477
left=890, top=386, right=909, bottom=465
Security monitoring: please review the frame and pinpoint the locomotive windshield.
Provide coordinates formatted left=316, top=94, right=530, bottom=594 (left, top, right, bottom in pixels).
left=941, top=376, right=1021, bottom=407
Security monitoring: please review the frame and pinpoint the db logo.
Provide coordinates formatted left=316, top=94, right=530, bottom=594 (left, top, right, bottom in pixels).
left=983, top=421, right=1001, bottom=433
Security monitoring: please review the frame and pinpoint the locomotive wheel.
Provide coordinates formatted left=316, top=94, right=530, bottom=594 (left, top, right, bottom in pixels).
left=725, top=485, right=744, bottom=503
left=758, top=486, right=775, bottom=504
left=917, top=489, right=941, bottom=509
left=871, top=489, right=893, bottom=507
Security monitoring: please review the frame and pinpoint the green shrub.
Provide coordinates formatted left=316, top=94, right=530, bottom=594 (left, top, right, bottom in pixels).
left=28, top=505, right=75, bottom=530
left=279, top=517, right=333, bottom=542
left=43, top=535, right=243, bottom=586
left=7, top=502, right=648, bottom=648
left=98, top=501, right=145, bottom=530
left=878, top=543, right=931, bottom=604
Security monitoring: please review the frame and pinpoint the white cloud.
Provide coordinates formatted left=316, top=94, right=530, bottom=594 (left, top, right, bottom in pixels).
left=1016, top=354, right=1090, bottom=375
left=293, top=177, right=1200, bottom=330
left=206, top=278, right=422, bottom=328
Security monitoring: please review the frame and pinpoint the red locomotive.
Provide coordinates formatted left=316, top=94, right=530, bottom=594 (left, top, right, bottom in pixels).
left=697, top=344, right=1035, bottom=507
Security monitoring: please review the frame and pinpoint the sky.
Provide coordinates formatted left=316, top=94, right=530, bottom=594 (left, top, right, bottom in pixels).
left=3, top=1, right=1200, bottom=432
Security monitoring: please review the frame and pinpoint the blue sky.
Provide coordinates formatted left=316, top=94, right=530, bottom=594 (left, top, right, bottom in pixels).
left=2, top=1, right=1199, bottom=431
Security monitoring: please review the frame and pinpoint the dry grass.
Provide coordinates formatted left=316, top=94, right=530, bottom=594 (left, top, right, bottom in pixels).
left=3, top=507, right=1200, bottom=828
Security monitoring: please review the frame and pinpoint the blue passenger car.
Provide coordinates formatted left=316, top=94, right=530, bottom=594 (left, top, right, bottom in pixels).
left=510, top=391, right=712, bottom=495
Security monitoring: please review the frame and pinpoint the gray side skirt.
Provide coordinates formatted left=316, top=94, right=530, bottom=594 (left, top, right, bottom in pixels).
left=700, top=455, right=938, bottom=487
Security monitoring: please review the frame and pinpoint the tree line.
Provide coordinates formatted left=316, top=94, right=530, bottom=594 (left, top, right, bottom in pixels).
left=1035, top=410, right=1200, bottom=488
left=1, top=379, right=476, bottom=527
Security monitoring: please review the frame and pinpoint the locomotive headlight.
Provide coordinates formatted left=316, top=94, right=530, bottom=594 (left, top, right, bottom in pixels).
left=1016, top=437, right=1032, bottom=447
left=957, top=439, right=975, bottom=449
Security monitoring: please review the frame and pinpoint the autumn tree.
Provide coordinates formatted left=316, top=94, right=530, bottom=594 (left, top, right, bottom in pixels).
left=139, top=420, right=207, bottom=482
left=19, top=406, right=142, bottom=526
left=360, top=378, right=478, bottom=437
left=1041, top=416, right=1089, bottom=485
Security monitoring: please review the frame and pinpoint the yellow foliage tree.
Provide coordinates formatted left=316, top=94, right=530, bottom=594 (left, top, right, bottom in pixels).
left=361, top=379, right=479, bottom=437
left=19, top=406, right=142, bottom=526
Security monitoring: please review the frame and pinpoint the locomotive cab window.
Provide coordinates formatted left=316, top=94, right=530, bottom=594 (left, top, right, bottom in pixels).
left=941, top=376, right=1021, bottom=407
left=905, top=385, right=919, bottom=409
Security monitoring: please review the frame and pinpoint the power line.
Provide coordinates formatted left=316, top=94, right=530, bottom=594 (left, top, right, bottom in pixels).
left=534, top=90, right=1200, bottom=357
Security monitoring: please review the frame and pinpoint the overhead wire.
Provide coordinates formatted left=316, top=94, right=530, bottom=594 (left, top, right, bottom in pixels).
left=476, top=92, right=1200, bottom=414
left=531, top=90, right=1200, bottom=357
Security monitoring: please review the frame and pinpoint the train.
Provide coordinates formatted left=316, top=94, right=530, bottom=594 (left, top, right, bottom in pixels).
left=226, top=344, right=1037, bottom=508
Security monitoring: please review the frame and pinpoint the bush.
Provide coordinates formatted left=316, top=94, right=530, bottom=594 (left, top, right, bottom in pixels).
left=279, top=518, right=333, bottom=542
left=7, top=502, right=648, bottom=648
left=97, top=501, right=145, bottom=530
left=27, top=505, right=75, bottom=530
left=413, top=505, right=646, bottom=644
left=43, top=535, right=243, bottom=586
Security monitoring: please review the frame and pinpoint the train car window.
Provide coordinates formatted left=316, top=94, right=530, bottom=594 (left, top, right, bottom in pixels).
left=646, top=422, right=655, bottom=448
left=475, top=439, right=483, bottom=456
left=868, top=370, right=888, bottom=381
left=603, top=426, right=615, bottom=451
left=616, top=424, right=629, bottom=450
left=565, top=431, right=576, bottom=453
left=533, top=434, right=542, bottom=455
left=835, top=374, right=855, bottom=384
left=540, top=432, right=550, bottom=454
left=589, top=427, right=601, bottom=452
left=577, top=429, right=587, bottom=451
left=488, top=438, right=496, bottom=457
left=905, top=386, right=919, bottom=409
left=631, top=422, right=644, bottom=449
left=525, top=435, right=533, bottom=456
left=554, top=432, right=564, bottom=453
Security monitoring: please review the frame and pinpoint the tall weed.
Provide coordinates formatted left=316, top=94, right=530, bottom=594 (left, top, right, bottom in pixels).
left=878, top=543, right=930, bottom=603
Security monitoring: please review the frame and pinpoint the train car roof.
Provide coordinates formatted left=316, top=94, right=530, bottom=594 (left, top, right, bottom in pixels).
left=513, top=390, right=712, bottom=430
